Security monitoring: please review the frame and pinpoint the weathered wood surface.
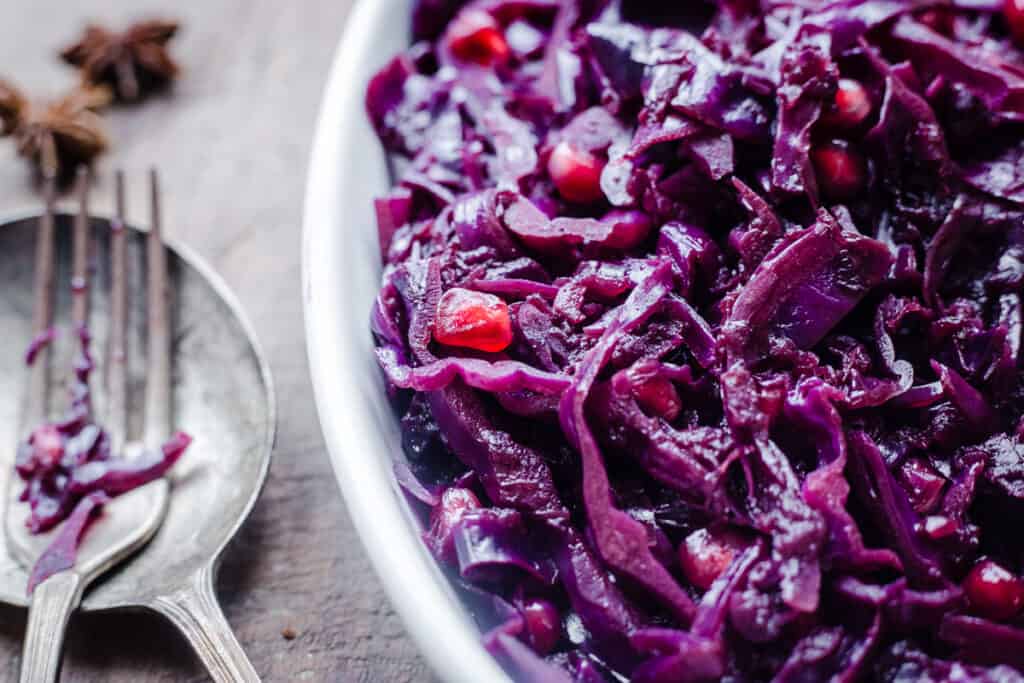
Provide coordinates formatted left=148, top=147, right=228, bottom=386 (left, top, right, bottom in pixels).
left=0, top=1, right=434, bottom=680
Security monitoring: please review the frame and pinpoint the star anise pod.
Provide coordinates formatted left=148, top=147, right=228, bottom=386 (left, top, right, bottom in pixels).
left=61, top=19, right=180, bottom=102
left=0, top=80, right=26, bottom=135
left=0, top=80, right=110, bottom=179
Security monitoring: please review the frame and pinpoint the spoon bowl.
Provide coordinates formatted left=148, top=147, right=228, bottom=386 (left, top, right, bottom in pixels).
left=0, top=212, right=275, bottom=677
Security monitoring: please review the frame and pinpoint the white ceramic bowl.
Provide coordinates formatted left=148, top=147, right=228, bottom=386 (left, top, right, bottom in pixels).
left=302, top=1, right=511, bottom=681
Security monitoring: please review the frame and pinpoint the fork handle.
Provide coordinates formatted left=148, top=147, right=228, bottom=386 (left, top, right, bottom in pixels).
left=151, top=566, right=260, bottom=682
left=20, top=571, right=84, bottom=683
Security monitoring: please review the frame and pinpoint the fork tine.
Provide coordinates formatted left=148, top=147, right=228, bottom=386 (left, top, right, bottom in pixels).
left=71, top=167, right=90, bottom=331
left=106, top=171, right=128, bottom=453
left=144, top=168, right=171, bottom=447
left=21, top=168, right=57, bottom=435
left=68, top=168, right=93, bottom=422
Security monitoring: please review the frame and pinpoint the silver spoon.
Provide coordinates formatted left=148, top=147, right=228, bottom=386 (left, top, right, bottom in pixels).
left=0, top=177, right=275, bottom=680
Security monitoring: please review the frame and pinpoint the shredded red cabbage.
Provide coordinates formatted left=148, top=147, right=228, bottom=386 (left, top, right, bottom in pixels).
left=17, top=326, right=191, bottom=592
left=367, top=1, right=1024, bottom=679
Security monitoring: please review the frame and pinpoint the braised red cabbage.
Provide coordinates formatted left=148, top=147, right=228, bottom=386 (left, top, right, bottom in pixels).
left=17, top=327, right=191, bottom=592
left=369, top=0, right=1024, bottom=679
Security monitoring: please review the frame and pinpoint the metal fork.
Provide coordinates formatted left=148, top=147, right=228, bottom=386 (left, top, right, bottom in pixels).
left=5, top=165, right=175, bottom=682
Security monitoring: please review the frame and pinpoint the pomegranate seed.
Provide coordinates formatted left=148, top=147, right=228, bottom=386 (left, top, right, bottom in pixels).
left=427, top=487, right=481, bottom=562
left=521, top=599, right=560, bottom=655
left=964, top=559, right=1024, bottom=621
left=811, top=140, right=866, bottom=201
left=821, top=79, right=872, bottom=129
left=1008, top=0, right=1024, bottom=45
left=435, top=288, right=513, bottom=353
left=679, top=527, right=744, bottom=591
left=31, top=424, right=64, bottom=470
left=633, top=375, right=682, bottom=421
left=547, top=141, right=605, bottom=204
left=447, top=9, right=510, bottom=66
left=920, top=515, right=957, bottom=540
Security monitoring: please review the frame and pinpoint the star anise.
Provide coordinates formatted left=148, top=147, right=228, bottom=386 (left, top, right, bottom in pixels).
left=0, top=80, right=27, bottom=135
left=0, top=80, right=110, bottom=178
left=61, top=20, right=180, bottom=102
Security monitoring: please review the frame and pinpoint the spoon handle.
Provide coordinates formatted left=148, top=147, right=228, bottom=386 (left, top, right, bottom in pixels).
left=151, top=566, right=260, bottom=682
left=20, top=571, right=84, bottom=683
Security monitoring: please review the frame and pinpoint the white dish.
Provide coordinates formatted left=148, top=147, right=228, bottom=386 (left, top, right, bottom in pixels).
left=302, top=1, right=511, bottom=681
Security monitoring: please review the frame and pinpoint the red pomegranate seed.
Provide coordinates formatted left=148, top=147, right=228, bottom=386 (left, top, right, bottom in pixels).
left=679, top=527, right=744, bottom=591
left=547, top=141, right=605, bottom=204
left=633, top=375, right=682, bottom=421
left=821, top=79, right=872, bottom=129
left=1008, top=0, right=1024, bottom=45
left=427, top=487, right=481, bottom=561
left=811, top=140, right=866, bottom=201
left=435, top=288, right=514, bottom=353
left=447, top=9, right=510, bottom=66
left=964, top=559, right=1024, bottom=621
left=921, top=515, right=957, bottom=540
left=31, top=424, right=64, bottom=470
left=521, top=599, right=560, bottom=655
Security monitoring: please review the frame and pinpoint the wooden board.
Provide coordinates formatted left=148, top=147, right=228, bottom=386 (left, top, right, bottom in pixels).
left=0, top=1, right=434, bottom=680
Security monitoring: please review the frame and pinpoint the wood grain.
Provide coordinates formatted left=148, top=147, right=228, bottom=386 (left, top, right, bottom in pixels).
left=0, top=1, right=434, bottom=680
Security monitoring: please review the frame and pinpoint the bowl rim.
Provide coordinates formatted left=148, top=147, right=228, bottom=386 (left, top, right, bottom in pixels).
left=301, top=1, right=511, bottom=681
